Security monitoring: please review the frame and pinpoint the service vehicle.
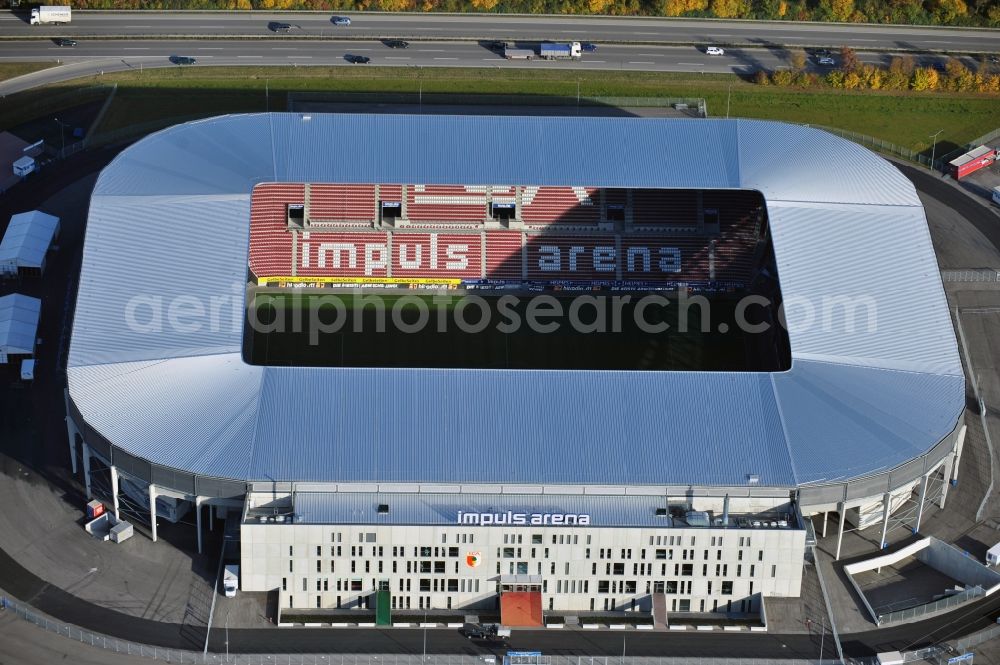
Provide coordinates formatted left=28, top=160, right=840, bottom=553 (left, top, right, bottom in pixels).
left=223, top=565, right=240, bottom=597
left=30, top=5, right=71, bottom=25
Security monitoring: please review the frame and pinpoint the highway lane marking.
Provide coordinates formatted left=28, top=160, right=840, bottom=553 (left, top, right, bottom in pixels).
left=629, top=61, right=655, bottom=64
left=419, top=49, right=446, bottom=52
left=272, top=47, right=298, bottom=50
left=634, top=32, right=659, bottom=35
left=385, top=56, right=411, bottom=60
left=197, top=47, right=224, bottom=50
left=287, top=56, right=313, bottom=59
left=586, top=60, right=605, bottom=63
left=678, top=62, right=704, bottom=65
left=237, top=55, right=263, bottom=58
left=434, top=57, right=459, bottom=60
left=122, top=47, right=149, bottom=50
left=123, top=25, right=152, bottom=28
left=923, top=40, right=954, bottom=44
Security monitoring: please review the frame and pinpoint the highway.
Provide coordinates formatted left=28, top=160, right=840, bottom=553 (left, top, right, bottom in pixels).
left=1, top=10, right=999, bottom=54
left=0, top=38, right=972, bottom=97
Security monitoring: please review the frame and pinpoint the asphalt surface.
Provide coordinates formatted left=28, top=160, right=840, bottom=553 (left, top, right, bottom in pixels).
left=2, top=11, right=999, bottom=54
left=0, top=39, right=977, bottom=97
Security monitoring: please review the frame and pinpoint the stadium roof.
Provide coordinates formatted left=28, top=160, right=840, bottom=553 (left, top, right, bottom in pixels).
left=67, top=114, right=964, bottom=489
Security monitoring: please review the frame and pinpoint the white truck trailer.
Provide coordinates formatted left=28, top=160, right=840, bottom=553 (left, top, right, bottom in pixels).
left=539, top=42, right=582, bottom=59
left=30, top=5, right=72, bottom=25
left=223, top=564, right=240, bottom=597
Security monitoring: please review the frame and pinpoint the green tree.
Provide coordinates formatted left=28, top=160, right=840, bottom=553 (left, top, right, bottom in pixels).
left=911, top=67, right=940, bottom=91
left=789, top=48, right=807, bottom=71
left=710, top=0, right=751, bottom=17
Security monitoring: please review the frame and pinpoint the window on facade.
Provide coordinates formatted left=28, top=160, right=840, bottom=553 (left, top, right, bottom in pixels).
left=612, top=563, right=625, bottom=575
left=771, top=565, right=777, bottom=577
left=420, top=561, right=431, bottom=573
left=625, top=581, right=636, bottom=593
left=448, top=547, right=458, bottom=557
left=517, top=562, right=528, bottom=574
left=503, top=547, right=515, bottom=558
left=448, top=579, right=458, bottom=592
left=722, top=581, right=734, bottom=595
left=434, top=562, right=445, bottom=574
left=419, top=579, right=431, bottom=592
left=655, top=549, right=667, bottom=560
left=681, top=564, right=693, bottom=576
left=598, top=581, right=610, bottom=593
left=678, top=599, right=691, bottom=612
left=420, top=547, right=432, bottom=557
left=531, top=534, right=543, bottom=544
left=666, top=581, right=678, bottom=594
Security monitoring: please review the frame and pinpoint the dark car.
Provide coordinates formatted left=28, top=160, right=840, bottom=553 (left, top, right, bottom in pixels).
left=54, top=38, right=77, bottom=46
left=269, top=22, right=291, bottom=33
left=170, top=55, right=196, bottom=65
left=384, top=39, right=409, bottom=49
left=582, top=42, right=597, bottom=53
left=345, top=54, right=370, bottom=64
left=485, top=40, right=506, bottom=52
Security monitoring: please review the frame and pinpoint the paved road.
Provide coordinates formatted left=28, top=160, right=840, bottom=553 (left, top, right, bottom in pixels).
left=2, top=11, right=1000, bottom=54
left=0, top=38, right=971, bottom=97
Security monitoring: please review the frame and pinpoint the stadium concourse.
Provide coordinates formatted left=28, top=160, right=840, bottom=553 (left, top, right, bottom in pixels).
left=64, top=113, right=965, bottom=621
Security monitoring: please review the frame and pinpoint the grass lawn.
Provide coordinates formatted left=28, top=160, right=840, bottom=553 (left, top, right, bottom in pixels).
left=0, top=62, right=53, bottom=82
left=61, top=66, right=999, bottom=153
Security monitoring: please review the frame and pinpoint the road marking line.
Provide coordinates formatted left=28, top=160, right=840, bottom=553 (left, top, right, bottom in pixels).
left=678, top=62, right=703, bottom=65
left=586, top=60, right=605, bottom=63
left=123, top=25, right=152, bottom=28
left=237, top=55, right=263, bottom=58
left=634, top=32, right=659, bottom=35
left=197, top=47, right=224, bottom=50
left=629, top=61, right=654, bottom=64
left=287, top=56, right=313, bottom=59
left=122, top=47, right=149, bottom=50
left=419, top=49, right=445, bottom=52
left=272, top=47, right=298, bottom=50
left=385, top=56, right=411, bottom=60
left=434, top=57, right=458, bottom=60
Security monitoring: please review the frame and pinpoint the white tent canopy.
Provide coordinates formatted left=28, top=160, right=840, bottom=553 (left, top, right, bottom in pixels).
left=0, top=210, right=59, bottom=275
left=0, top=293, right=41, bottom=361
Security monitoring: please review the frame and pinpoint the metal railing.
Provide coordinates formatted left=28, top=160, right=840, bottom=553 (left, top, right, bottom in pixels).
left=1, top=595, right=843, bottom=665
left=952, top=620, right=1000, bottom=653
left=808, top=124, right=947, bottom=172
left=876, top=586, right=985, bottom=626
left=942, top=269, right=1000, bottom=283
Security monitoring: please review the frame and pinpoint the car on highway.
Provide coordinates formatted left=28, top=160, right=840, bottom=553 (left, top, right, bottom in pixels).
left=170, top=55, right=196, bottom=65
left=332, top=16, right=351, bottom=26
left=53, top=38, right=77, bottom=46
left=269, top=22, right=291, bottom=33
left=384, top=39, right=409, bottom=49
left=582, top=42, right=598, bottom=53
left=345, top=54, right=370, bottom=64
left=705, top=46, right=725, bottom=56
left=816, top=56, right=836, bottom=66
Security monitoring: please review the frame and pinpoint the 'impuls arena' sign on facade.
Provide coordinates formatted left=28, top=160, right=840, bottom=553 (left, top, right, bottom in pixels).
left=457, top=511, right=592, bottom=526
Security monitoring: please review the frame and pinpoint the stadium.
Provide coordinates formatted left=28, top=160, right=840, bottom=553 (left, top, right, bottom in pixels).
left=65, top=113, right=966, bottom=623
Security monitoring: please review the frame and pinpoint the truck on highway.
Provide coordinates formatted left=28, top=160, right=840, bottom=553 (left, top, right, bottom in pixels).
left=223, top=564, right=240, bottom=597
left=503, top=44, right=535, bottom=60
left=30, top=5, right=72, bottom=25
left=540, top=42, right=582, bottom=59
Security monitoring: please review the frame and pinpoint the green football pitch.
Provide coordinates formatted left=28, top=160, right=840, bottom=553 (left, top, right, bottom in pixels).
left=245, top=290, right=788, bottom=372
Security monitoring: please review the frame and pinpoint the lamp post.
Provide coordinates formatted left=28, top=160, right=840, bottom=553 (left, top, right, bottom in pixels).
left=224, top=609, right=230, bottom=663
left=422, top=610, right=427, bottom=661
left=54, top=117, right=68, bottom=157
left=726, top=84, right=732, bottom=119
left=929, top=129, right=944, bottom=173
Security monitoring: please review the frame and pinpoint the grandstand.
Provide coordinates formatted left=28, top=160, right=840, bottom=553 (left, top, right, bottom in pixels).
left=65, top=114, right=966, bottom=619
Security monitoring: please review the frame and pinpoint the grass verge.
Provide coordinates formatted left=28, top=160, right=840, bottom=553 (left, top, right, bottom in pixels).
left=4, top=64, right=997, bottom=153
left=0, top=62, right=53, bottom=82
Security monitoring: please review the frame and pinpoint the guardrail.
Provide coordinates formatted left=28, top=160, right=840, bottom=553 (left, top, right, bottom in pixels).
left=877, top=586, right=985, bottom=626
left=942, top=269, right=1000, bottom=283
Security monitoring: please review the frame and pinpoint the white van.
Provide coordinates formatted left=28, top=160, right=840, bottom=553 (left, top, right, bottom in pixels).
left=992, top=186, right=1000, bottom=207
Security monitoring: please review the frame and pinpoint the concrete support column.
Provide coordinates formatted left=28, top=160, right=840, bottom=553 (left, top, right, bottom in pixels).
left=209, top=504, right=214, bottom=531
left=939, top=454, right=955, bottom=509
left=951, top=424, right=967, bottom=485
left=65, top=417, right=78, bottom=475
left=63, top=389, right=77, bottom=475
left=878, top=492, right=891, bottom=551
left=110, top=465, right=120, bottom=520
left=81, top=442, right=92, bottom=500
left=821, top=511, right=828, bottom=539
left=914, top=473, right=929, bottom=534
left=835, top=502, right=846, bottom=561
left=149, top=484, right=158, bottom=543
left=195, top=497, right=206, bottom=554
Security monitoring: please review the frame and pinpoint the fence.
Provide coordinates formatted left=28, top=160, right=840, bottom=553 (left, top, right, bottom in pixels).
left=1, top=596, right=845, bottom=665
left=952, top=620, right=1000, bottom=653
left=877, top=585, right=985, bottom=626
left=807, top=124, right=948, bottom=172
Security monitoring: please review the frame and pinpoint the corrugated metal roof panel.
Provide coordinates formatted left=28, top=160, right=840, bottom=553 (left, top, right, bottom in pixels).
left=0, top=211, right=59, bottom=269
left=0, top=293, right=40, bottom=355
left=66, top=113, right=964, bottom=489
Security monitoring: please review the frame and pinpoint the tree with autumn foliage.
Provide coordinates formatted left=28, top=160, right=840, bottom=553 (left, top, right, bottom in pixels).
left=838, top=46, right=860, bottom=72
